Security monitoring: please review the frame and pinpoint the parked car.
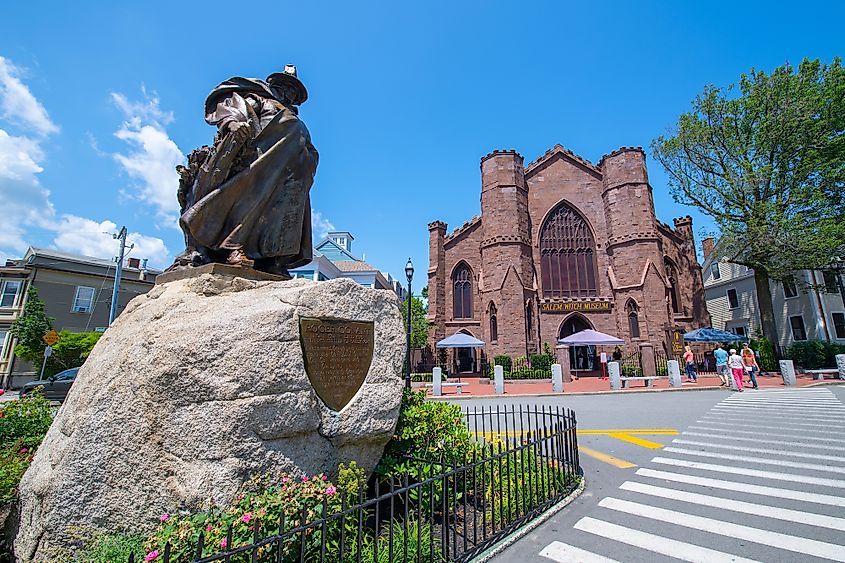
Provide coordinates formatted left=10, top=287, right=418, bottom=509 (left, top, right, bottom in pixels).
left=19, top=367, right=79, bottom=402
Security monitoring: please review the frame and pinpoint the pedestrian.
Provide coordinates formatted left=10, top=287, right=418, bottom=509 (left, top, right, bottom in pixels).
left=741, top=344, right=759, bottom=389
left=612, top=346, right=623, bottom=362
left=683, top=345, right=697, bottom=383
left=713, top=343, right=729, bottom=387
left=728, top=348, right=744, bottom=391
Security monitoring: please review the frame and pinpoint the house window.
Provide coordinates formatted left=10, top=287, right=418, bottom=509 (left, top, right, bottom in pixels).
left=790, top=315, right=807, bottom=341
left=539, top=202, right=598, bottom=298
left=626, top=300, right=640, bottom=339
left=0, top=280, right=22, bottom=308
left=729, top=325, right=747, bottom=338
left=72, top=286, right=96, bottom=313
left=727, top=288, right=739, bottom=309
left=710, top=262, right=721, bottom=280
left=783, top=276, right=798, bottom=298
left=833, top=313, right=845, bottom=339
left=452, top=263, right=473, bottom=319
left=0, top=330, right=7, bottom=354
left=664, top=258, right=680, bottom=313
left=489, top=303, right=498, bottom=342
left=823, top=271, right=839, bottom=294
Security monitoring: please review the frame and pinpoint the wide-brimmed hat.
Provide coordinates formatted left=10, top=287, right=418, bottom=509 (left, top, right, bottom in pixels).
left=266, top=64, right=308, bottom=105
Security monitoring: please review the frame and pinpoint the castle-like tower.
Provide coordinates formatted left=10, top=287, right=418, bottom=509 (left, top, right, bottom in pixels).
left=427, top=143, right=709, bottom=376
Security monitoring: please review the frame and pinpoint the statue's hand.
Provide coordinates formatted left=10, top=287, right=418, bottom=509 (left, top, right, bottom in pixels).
left=226, top=121, right=251, bottom=143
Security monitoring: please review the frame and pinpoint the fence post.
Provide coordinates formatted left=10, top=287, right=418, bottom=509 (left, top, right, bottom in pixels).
left=551, top=363, right=563, bottom=393
left=494, top=365, right=504, bottom=394
left=607, top=361, right=621, bottom=390
left=836, top=354, right=845, bottom=381
left=555, top=345, right=572, bottom=382
left=779, top=359, right=796, bottom=386
left=667, top=360, right=682, bottom=387
left=432, top=367, right=442, bottom=396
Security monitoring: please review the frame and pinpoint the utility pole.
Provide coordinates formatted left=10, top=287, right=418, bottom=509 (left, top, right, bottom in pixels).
left=109, top=226, right=133, bottom=326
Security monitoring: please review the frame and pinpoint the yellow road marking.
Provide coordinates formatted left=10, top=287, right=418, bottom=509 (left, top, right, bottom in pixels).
left=577, top=429, right=679, bottom=435
left=578, top=446, right=637, bottom=469
left=606, top=433, right=666, bottom=449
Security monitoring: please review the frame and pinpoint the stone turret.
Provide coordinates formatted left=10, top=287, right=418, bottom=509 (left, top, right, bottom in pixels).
left=479, top=150, right=535, bottom=356
left=427, top=221, right=447, bottom=342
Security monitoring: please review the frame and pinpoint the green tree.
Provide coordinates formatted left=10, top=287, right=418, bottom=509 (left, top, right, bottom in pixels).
left=400, top=291, right=429, bottom=349
left=652, top=58, right=845, bottom=355
left=45, top=331, right=103, bottom=377
left=9, top=287, right=53, bottom=372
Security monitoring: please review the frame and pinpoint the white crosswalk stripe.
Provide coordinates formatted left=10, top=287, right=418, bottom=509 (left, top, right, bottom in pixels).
left=535, top=387, right=845, bottom=562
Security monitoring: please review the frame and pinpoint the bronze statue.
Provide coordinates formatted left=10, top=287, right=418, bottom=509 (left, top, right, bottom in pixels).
left=168, top=65, right=318, bottom=276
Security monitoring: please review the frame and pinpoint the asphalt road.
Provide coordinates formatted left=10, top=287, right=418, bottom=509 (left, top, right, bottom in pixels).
left=448, top=382, right=845, bottom=562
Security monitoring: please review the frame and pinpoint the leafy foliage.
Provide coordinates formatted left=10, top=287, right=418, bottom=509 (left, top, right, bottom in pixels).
left=9, top=287, right=53, bottom=370
left=651, top=58, right=845, bottom=350
left=529, top=353, right=554, bottom=371
left=493, top=355, right=512, bottom=371
left=784, top=340, right=845, bottom=369
left=0, top=391, right=54, bottom=504
left=73, top=533, right=146, bottom=563
left=400, top=295, right=429, bottom=349
left=43, top=331, right=103, bottom=377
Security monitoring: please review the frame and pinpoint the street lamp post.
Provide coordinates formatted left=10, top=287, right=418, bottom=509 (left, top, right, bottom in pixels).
left=405, top=258, right=414, bottom=390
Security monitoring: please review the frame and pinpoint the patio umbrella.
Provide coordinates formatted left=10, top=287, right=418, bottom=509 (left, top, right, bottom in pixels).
left=683, top=327, right=748, bottom=343
left=436, top=333, right=486, bottom=348
left=558, top=329, right=624, bottom=346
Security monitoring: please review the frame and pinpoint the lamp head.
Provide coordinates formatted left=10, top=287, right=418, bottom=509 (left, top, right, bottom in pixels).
left=405, top=258, right=414, bottom=283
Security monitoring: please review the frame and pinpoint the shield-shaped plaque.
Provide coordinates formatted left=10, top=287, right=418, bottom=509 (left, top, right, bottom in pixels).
left=299, top=317, right=375, bottom=411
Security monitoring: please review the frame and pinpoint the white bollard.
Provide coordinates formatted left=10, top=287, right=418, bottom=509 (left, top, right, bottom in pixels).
left=667, top=360, right=682, bottom=387
left=494, top=365, right=505, bottom=394
left=608, top=361, right=621, bottom=390
left=432, top=367, right=442, bottom=397
left=551, top=363, right=563, bottom=393
left=779, top=360, right=796, bottom=386
left=836, top=354, right=845, bottom=381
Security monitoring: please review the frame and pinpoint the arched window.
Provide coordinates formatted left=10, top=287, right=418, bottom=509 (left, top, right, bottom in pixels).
left=664, top=258, right=680, bottom=314
left=489, top=303, right=498, bottom=342
left=626, top=299, right=641, bottom=339
left=452, top=263, right=473, bottom=319
left=525, top=300, right=533, bottom=340
left=540, top=202, right=598, bottom=298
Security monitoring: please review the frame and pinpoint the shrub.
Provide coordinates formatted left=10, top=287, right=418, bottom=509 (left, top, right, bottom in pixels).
left=512, top=356, right=527, bottom=371
left=752, top=337, right=777, bottom=372
left=76, top=532, right=146, bottom=563
left=493, top=355, right=512, bottom=371
left=784, top=340, right=845, bottom=369
left=529, top=353, right=553, bottom=371
left=0, top=390, right=54, bottom=503
left=505, top=368, right=551, bottom=380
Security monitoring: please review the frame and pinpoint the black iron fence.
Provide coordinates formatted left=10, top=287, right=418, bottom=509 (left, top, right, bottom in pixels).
left=130, top=406, right=579, bottom=563
left=619, top=351, right=643, bottom=377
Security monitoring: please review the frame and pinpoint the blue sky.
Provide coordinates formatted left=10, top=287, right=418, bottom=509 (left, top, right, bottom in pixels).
left=1, top=1, right=842, bottom=281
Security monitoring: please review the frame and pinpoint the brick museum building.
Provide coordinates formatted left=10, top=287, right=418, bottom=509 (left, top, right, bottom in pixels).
left=427, top=144, right=710, bottom=375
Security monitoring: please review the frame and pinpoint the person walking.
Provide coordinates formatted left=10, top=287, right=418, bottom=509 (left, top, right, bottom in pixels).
left=728, top=348, right=744, bottom=391
left=683, top=345, right=697, bottom=383
left=713, top=344, right=729, bottom=387
left=742, top=344, right=760, bottom=389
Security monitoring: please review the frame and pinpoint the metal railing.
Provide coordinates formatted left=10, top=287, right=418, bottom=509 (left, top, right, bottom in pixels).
left=130, top=405, right=579, bottom=563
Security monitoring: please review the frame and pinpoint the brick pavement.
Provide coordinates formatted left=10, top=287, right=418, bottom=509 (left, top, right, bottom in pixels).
left=417, top=372, right=836, bottom=398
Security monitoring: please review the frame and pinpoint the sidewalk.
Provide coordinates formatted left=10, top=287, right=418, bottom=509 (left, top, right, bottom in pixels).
left=417, top=372, right=840, bottom=398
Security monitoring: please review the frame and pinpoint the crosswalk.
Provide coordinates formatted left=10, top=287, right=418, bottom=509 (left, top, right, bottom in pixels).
left=539, top=388, right=845, bottom=562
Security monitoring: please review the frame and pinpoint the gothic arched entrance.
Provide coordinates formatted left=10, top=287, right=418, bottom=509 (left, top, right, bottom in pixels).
left=558, top=314, right=598, bottom=373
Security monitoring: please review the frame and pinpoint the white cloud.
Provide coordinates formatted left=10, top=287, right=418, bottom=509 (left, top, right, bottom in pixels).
left=0, top=58, right=172, bottom=269
left=311, top=209, right=335, bottom=240
left=110, top=89, right=184, bottom=226
left=52, top=215, right=170, bottom=269
left=0, top=56, right=59, bottom=137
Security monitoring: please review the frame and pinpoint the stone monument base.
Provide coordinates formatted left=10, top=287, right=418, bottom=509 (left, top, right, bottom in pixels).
left=155, top=262, right=291, bottom=285
left=15, top=275, right=405, bottom=561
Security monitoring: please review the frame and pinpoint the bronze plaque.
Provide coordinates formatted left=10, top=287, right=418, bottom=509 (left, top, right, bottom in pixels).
left=299, top=317, right=375, bottom=412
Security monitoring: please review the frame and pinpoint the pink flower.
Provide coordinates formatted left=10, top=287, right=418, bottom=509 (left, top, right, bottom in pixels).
left=206, top=524, right=214, bottom=532
left=241, top=512, right=252, bottom=524
left=159, top=513, right=169, bottom=522
left=321, top=474, right=328, bottom=481
left=282, top=476, right=290, bottom=483
left=325, top=485, right=337, bottom=496
left=221, top=538, right=228, bottom=549
left=144, top=551, right=159, bottom=562
left=19, top=447, right=28, bottom=454
left=301, top=475, right=309, bottom=482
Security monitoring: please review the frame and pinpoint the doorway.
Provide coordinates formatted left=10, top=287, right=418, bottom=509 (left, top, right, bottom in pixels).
left=559, top=314, right=597, bottom=373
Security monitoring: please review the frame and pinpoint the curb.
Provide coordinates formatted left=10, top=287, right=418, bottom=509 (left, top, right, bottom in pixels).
left=428, top=380, right=844, bottom=401
left=473, top=476, right=586, bottom=563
